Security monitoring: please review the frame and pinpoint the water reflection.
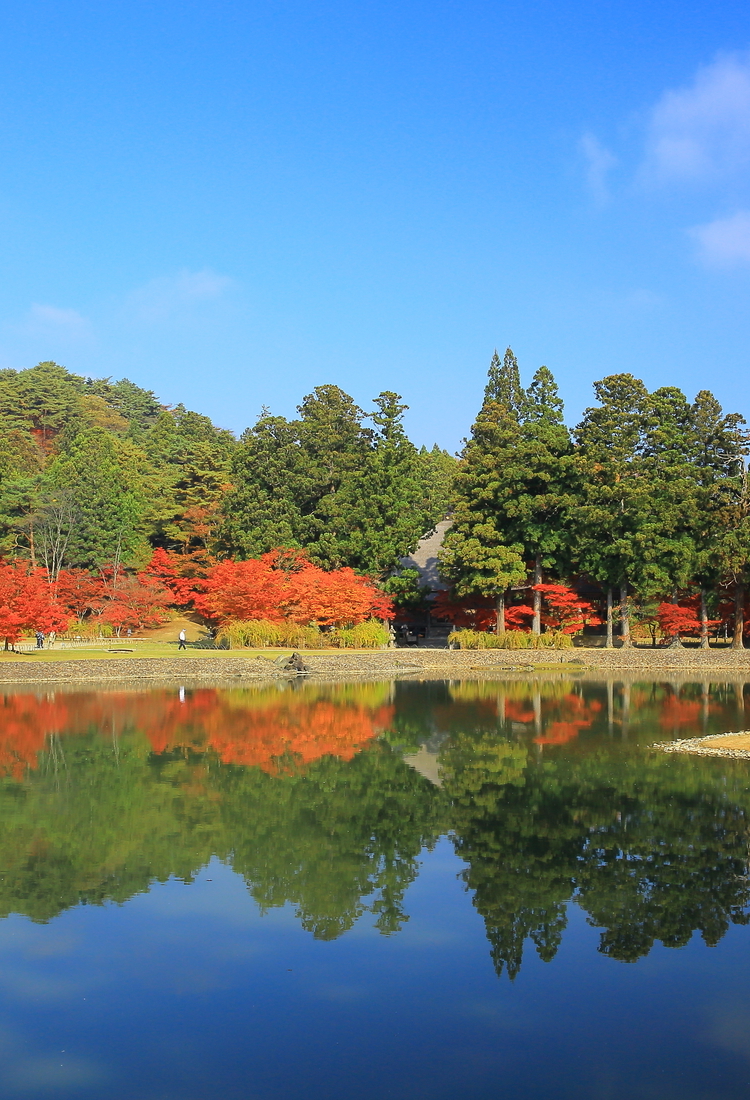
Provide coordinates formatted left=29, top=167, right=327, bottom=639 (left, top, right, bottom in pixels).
left=0, top=678, right=748, bottom=979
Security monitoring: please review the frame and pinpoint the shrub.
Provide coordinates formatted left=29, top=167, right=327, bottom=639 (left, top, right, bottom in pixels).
left=448, top=629, right=573, bottom=650
left=330, top=619, right=390, bottom=649
left=215, top=617, right=390, bottom=649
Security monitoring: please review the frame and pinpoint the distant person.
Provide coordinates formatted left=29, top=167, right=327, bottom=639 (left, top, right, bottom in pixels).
left=178, top=628, right=187, bottom=650
left=35, top=631, right=44, bottom=649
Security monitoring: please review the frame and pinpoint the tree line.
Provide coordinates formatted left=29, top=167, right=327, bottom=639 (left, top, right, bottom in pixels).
left=2, top=354, right=749, bottom=647
left=0, top=361, right=454, bottom=577
left=440, top=348, right=750, bottom=647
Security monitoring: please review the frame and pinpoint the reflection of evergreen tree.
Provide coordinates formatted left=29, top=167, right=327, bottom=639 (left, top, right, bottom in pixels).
left=1, top=681, right=750, bottom=980
left=442, top=733, right=750, bottom=977
left=441, top=731, right=581, bottom=978
left=218, top=744, right=446, bottom=938
left=574, top=756, right=750, bottom=960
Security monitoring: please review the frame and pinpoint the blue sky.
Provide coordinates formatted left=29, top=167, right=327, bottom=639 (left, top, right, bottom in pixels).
left=0, top=1, right=749, bottom=450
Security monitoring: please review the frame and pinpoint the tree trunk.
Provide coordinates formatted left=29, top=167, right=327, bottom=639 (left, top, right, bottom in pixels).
left=605, top=587, right=613, bottom=648
left=620, top=581, right=631, bottom=647
left=606, top=679, right=614, bottom=736
left=621, top=683, right=630, bottom=740
left=733, top=579, right=745, bottom=650
left=495, top=591, right=505, bottom=635
left=701, top=681, right=709, bottom=734
left=29, top=520, right=36, bottom=569
left=700, top=588, right=710, bottom=649
left=532, top=556, right=542, bottom=635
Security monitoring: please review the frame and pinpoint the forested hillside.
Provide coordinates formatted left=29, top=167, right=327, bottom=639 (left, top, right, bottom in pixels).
left=0, top=361, right=455, bottom=577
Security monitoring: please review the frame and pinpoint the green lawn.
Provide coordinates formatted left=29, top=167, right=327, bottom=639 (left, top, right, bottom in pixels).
left=0, top=643, right=378, bottom=662
left=0, top=643, right=290, bottom=662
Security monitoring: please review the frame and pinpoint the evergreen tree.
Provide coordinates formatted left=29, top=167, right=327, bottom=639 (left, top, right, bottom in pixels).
left=573, top=374, right=650, bottom=646
left=337, top=392, right=433, bottom=575
left=294, top=385, right=372, bottom=567
left=484, top=347, right=525, bottom=417
left=220, top=412, right=305, bottom=557
left=495, top=364, right=574, bottom=633
left=47, top=430, right=150, bottom=570
left=439, top=398, right=527, bottom=632
left=686, top=392, right=750, bottom=648
left=635, top=386, right=701, bottom=601
left=417, top=444, right=458, bottom=521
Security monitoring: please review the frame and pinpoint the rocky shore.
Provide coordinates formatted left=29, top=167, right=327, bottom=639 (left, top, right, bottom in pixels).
left=0, top=644, right=749, bottom=687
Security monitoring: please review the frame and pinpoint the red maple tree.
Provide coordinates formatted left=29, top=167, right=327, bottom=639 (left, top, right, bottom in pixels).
left=533, top=584, right=602, bottom=634
left=656, top=601, right=701, bottom=641
left=0, top=561, right=70, bottom=649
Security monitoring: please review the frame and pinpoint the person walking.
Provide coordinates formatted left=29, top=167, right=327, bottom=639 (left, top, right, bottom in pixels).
left=178, top=628, right=187, bottom=651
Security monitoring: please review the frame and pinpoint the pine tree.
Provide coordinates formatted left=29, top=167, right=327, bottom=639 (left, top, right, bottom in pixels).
left=47, top=430, right=150, bottom=570
left=687, top=391, right=750, bottom=648
left=496, top=364, right=575, bottom=633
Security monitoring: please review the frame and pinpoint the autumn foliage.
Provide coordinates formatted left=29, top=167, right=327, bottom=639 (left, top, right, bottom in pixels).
left=656, top=600, right=702, bottom=640
left=532, top=584, right=602, bottom=634
left=0, top=685, right=394, bottom=778
left=196, top=550, right=393, bottom=627
left=0, top=562, right=69, bottom=648
left=52, top=559, right=172, bottom=634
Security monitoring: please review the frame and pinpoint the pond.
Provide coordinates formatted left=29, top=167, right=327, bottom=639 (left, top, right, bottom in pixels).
left=0, top=676, right=749, bottom=1098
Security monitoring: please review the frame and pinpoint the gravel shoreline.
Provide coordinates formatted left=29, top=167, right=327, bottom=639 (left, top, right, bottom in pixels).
left=0, top=645, right=749, bottom=686
left=655, top=730, right=750, bottom=759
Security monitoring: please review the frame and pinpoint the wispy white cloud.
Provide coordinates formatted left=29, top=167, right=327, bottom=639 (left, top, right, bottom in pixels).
left=126, top=268, right=232, bottom=323
left=580, top=133, right=617, bottom=203
left=13, top=303, right=95, bottom=347
left=642, top=52, right=750, bottom=185
left=26, top=303, right=91, bottom=334
left=689, top=210, right=750, bottom=265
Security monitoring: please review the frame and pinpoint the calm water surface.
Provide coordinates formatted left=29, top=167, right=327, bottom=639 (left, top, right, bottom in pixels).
left=0, top=676, right=749, bottom=1099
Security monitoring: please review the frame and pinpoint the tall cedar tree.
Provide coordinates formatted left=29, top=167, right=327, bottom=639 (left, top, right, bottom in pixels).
left=439, top=351, right=529, bottom=632
left=497, top=364, right=575, bottom=633
left=573, top=374, right=650, bottom=646
left=441, top=351, right=573, bottom=633
left=334, top=392, right=434, bottom=575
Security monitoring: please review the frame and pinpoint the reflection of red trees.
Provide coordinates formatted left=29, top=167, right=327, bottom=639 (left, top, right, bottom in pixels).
left=658, top=695, right=703, bottom=729
left=534, top=695, right=602, bottom=745
left=0, top=687, right=393, bottom=777
left=504, top=700, right=535, bottom=723
left=0, top=695, right=70, bottom=779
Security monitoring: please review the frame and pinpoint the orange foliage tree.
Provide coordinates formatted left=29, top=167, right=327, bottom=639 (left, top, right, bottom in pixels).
left=0, top=561, right=70, bottom=649
left=196, top=550, right=393, bottom=627
left=97, top=573, right=172, bottom=634
left=142, top=548, right=203, bottom=607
